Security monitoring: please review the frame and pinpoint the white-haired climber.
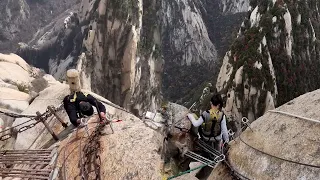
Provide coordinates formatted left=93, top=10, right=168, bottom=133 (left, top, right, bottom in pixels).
left=63, top=69, right=106, bottom=127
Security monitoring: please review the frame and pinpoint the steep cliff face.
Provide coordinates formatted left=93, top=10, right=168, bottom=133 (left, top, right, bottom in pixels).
left=78, top=0, right=163, bottom=116
left=161, top=0, right=250, bottom=102
left=17, top=0, right=163, bottom=116
left=14, top=0, right=250, bottom=115
left=220, top=0, right=250, bottom=15
left=0, top=0, right=79, bottom=53
left=176, top=0, right=249, bottom=108
left=161, top=0, right=218, bottom=101
left=216, top=0, right=320, bottom=126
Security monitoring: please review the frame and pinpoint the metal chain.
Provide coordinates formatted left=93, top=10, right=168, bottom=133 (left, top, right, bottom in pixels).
left=0, top=110, right=36, bottom=118
left=80, top=123, right=104, bottom=180
left=0, top=104, right=64, bottom=141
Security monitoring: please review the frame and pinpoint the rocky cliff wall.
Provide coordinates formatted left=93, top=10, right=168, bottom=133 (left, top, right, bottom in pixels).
left=0, top=0, right=79, bottom=53
left=161, top=0, right=218, bottom=101
left=16, top=0, right=163, bottom=116
left=216, top=0, right=320, bottom=127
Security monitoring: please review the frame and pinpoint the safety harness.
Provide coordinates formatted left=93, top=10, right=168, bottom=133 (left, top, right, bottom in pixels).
left=199, top=108, right=224, bottom=142
left=69, top=91, right=89, bottom=102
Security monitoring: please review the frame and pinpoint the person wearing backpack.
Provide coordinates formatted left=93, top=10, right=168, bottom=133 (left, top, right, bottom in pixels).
left=63, top=69, right=107, bottom=127
left=187, top=94, right=229, bottom=152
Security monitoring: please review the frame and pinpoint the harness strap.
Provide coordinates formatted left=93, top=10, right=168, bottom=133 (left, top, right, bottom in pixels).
left=69, top=92, right=88, bottom=102
left=200, top=109, right=224, bottom=142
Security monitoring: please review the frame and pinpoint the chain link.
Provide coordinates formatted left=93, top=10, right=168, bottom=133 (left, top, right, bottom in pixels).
left=80, top=123, right=104, bottom=180
left=0, top=104, right=64, bottom=141
left=0, top=133, right=12, bottom=141
left=17, top=121, right=40, bottom=133
left=0, top=110, right=36, bottom=118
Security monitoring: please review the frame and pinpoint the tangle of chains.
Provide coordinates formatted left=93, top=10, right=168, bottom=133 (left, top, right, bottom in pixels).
left=0, top=104, right=64, bottom=141
left=80, top=123, right=104, bottom=180
left=0, top=110, right=36, bottom=118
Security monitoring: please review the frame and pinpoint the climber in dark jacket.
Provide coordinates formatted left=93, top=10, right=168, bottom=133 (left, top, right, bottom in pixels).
left=63, top=69, right=107, bottom=127
left=63, top=91, right=106, bottom=126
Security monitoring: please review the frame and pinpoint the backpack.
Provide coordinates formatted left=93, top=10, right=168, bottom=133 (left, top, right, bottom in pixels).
left=200, top=108, right=224, bottom=138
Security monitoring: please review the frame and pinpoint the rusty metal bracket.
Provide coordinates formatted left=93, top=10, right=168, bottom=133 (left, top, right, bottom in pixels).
left=36, top=111, right=59, bottom=141
left=48, top=106, right=68, bottom=128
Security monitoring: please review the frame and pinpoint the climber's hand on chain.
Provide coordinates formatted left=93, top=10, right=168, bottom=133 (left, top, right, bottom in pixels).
left=100, top=112, right=106, bottom=120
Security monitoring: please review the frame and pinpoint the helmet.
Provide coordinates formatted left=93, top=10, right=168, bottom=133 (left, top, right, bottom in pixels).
left=79, top=101, right=94, bottom=116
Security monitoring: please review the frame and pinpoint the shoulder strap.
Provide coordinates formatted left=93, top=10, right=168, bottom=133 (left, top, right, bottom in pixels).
left=210, top=109, right=224, bottom=137
left=209, top=109, right=219, bottom=121
left=70, top=93, right=77, bottom=102
left=82, top=92, right=88, bottom=97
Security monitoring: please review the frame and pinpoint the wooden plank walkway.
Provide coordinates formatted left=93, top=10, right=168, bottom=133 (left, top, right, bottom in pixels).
left=0, top=148, right=59, bottom=179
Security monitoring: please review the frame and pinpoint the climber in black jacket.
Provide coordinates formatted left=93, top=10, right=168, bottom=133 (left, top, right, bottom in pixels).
left=63, top=69, right=107, bottom=127
left=63, top=91, right=106, bottom=126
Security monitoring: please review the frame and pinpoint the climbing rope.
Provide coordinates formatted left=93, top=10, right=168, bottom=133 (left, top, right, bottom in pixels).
left=98, top=99, right=133, bottom=115
left=268, top=110, right=320, bottom=124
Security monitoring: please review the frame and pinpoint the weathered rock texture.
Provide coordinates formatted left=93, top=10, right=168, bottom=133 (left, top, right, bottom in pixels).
left=209, top=88, right=320, bottom=179
left=0, top=53, right=43, bottom=113
left=17, top=0, right=164, bottom=116
left=0, top=0, right=79, bottom=53
left=175, top=0, right=249, bottom=106
left=216, top=0, right=320, bottom=128
left=12, top=0, right=251, bottom=112
left=0, top=55, right=170, bottom=179
left=13, top=83, right=68, bottom=150
left=56, top=106, right=163, bottom=180
left=220, top=0, right=250, bottom=15
left=0, top=53, right=55, bottom=150
left=0, top=64, right=165, bottom=180
left=161, top=0, right=218, bottom=101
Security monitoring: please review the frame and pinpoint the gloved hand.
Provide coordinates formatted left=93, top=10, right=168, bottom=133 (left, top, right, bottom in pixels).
left=187, top=113, right=203, bottom=127
left=76, top=118, right=86, bottom=128
left=222, top=142, right=230, bottom=154
left=100, top=112, right=106, bottom=119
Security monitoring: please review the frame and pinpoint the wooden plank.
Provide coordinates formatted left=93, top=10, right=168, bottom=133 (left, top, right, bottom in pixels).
left=0, top=155, right=51, bottom=158
left=0, top=159, right=51, bottom=162
left=0, top=170, right=50, bottom=176
left=0, top=162, right=49, bottom=165
left=0, top=173, right=49, bottom=179
left=0, top=168, right=52, bottom=172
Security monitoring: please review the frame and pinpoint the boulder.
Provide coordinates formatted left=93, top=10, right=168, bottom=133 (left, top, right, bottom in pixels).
left=209, top=89, right=320, bottom=179
left=0, top=80, right=19, bottom=91
left=30, top=74, right=61, bottom=93
left=0, top=53, right=31, bottom=73
left=157, top=103, right=197, bottom=177
left=13, top=84, right=70, bottom=149
left=0, top=61, right=32, bottom=86
left=0, top=87, right=30, bottom=112
left=54, top=98, right=163, bottom=179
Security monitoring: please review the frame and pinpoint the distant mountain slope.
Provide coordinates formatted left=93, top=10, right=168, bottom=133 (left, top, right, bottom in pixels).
left=216, top=0, right=320, bottom=123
